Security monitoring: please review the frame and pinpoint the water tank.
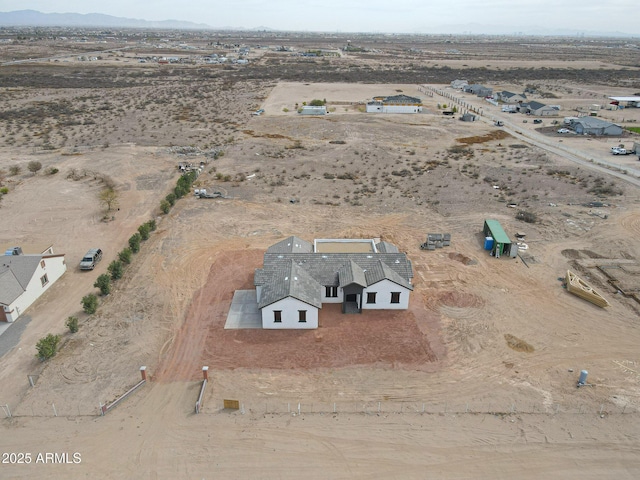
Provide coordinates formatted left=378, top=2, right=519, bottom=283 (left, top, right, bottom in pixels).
left=578, top=370, right=588, bottom=385
left=484, top=237, right=494, bottom=250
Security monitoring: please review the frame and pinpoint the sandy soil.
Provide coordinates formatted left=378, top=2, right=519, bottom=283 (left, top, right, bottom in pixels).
left=1, top=71, right=640, bottom=478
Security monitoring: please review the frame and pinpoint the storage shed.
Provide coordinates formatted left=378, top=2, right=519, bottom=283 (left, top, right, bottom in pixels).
left=483, top=219, right=517, bottom=258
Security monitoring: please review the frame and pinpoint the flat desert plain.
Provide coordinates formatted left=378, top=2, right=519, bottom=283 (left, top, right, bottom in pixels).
left=1, top=32, right=640, bottom=479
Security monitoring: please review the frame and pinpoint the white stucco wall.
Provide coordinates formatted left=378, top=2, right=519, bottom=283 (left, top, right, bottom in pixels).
left=321, top=285, right=342, bottom=304
left=4, top=255, right=66, bottom=322
left=382, top=105, right=422, bottom=113
left=261, top=297, right=319, bottom=329
left=362, top=279, right=410, bottom=310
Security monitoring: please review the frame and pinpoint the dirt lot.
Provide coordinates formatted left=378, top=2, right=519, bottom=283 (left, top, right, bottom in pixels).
left=1, top=32, right=640, bottom=479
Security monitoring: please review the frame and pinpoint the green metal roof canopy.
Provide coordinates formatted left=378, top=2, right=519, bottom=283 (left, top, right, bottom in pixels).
left=484, top=219, right=511, bottom=244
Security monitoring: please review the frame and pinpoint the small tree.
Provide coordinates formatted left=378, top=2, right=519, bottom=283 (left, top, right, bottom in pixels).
left=81, top=294, right=98, bottom=314
left=138, top=223, right=151, bottom=241
left=118, top=248, right=132, bottom=265
left=160, top=199, right=171, bottom=214
left=129, top=233, right=141, bottom=253
left=107, top=260, right=123, bottom=280
left=36, top=334, right=61, bottom=361
left=165, top=193, right=176, bottom=206
left=99, top=187, right=119, bottom=212
left=9, top=165, right=21, bottom=176
left=27, top=161, right=42, bottom=175
left=309, top=99, right=326, bottom=106
left=65, top=316, right=79, bottom=333
left=94, top=274, right=111, bottom=295
left=146, top=219, right=157, bottom=231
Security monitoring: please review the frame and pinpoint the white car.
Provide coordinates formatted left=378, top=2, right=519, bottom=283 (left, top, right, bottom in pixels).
left=557, top=128, right=570, bottom=134
left=611, top=147, right=627, bottom=155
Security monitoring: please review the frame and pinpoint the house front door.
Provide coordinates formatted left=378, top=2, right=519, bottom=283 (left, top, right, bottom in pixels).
left=345, top=294, right=357, bottom=303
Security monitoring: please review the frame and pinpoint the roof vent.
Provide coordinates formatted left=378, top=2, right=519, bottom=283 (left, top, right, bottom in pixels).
left=395, top=259, right=400, bottom=263
left=367, top=255, right=373, bottom=258
left=277, top=255, right=284, bottom=258
left=285, top=276, right=289, bottom=281
left=294, top=276, right=298, bottom=280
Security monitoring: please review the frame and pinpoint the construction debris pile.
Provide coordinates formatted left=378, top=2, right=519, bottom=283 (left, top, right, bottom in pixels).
left=420, top=233, right=451, bottom=250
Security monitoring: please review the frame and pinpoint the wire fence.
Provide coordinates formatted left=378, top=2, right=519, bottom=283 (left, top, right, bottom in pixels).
left=199, top=398, right=638, bottom=417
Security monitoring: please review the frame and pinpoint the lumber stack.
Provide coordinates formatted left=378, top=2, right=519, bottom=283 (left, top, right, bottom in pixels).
left=565, top=270, right=610, bottom=308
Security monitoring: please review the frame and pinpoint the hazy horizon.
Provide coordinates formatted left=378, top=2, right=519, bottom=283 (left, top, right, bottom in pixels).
left=1, top=1, right=639, bottom=36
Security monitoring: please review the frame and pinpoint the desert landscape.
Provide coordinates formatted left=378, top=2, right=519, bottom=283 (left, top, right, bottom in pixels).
left=1, top=29, right=640, bottom=478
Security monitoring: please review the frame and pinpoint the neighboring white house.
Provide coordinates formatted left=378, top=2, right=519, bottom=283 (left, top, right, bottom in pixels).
left=523, top=101, right=560, bottom=116
left=254, top=237, right=414, bottom=329
left=498, top=91, right=527, bottom=104
left=569, top=117, right=624, bottom=136
left=366, top=95, right=422, bottom=113
left=300, top=105, right=327, bottom=115
left=0, top=251, right=67, bottom=322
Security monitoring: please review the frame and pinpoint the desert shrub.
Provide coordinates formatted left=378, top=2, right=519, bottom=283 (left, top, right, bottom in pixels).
left=9, top=165, right=21, bottom=175
left=146, top=219, right=156, bottom=231
left=118, top=248, right=132, bottom=265
left=81, top=294, right=98, bottom=314
left=129, top=233, right=141, bottom=253
left=46, top=167, right=59, bottom=175
left=160, top=199, right=171, bottom=214
left=516, top=210, right=538, bottom=224
left=65, top=316, right=79, bottom=333
left=94, top=274, right=112, bottom=295
left=27, top=161, right=42, bottom=174
left=36, top=334, right=61, bottom=361
left=0, top=187, right=8, bottom=194
left=165, top=192, right=176, bottom=206
left=107, top=260, right=123, bottom=280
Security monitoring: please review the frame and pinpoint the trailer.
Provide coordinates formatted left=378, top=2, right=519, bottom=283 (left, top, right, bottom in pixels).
left=194, top=188, right=223, bottom=199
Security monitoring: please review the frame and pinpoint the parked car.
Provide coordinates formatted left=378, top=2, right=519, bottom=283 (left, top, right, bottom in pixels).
left=252, top=109, right=265, bottom=116
left=79, top=248, right=103, bottom=270
left=611, top=147, right=628, bottom=155
left=533, top=119, right=542, bottom=124
left=557, top=128, right=571, bottom=134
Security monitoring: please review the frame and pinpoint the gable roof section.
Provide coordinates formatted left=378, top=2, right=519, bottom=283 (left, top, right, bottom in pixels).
left=257, top=259, right=322, bottom=309
left=266, top=236, right=313, bottom=254
left=571, top=117, right=618, bottom=129
left=338, top=260, right=367, bottom=288
left=0, top=255, right=42, bottom=305
left=365, top=260, right=413, bottom=290
left=526, top=101, right=547, bottom=110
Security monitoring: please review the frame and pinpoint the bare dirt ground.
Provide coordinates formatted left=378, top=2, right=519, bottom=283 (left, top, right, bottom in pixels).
left=1, top=31, right=640, bottom=479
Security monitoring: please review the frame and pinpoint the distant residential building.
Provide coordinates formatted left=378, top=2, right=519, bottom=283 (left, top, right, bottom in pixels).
left=366, top=94, right=422, bottom=113
left=569, top=117, right=623, bottom=136
left=450, top=79, right=469, bottom=90
left=464, top=84, right=493, bottom=97
left=498, top=91, right=527, bottom=104
left=523, top=101, right=560, bottom=116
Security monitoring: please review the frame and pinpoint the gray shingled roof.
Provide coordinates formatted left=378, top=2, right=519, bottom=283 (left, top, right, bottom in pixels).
left=338, top=260, right=367, bottom=288
left=365, top=260, right=413, bottom=290
left=0, top=255, right=42, bottom=305
left=266, top=236, right=313, bottom=254
left=255, top=245, right=414, bottom=304
left=526, top=101, right=547, bottom=110
left=257, top=259, right=322, bottom=309
left=571, top=117, right=618, bottom=128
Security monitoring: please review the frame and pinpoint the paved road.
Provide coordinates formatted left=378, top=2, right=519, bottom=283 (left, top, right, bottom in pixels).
left=0, top=315, right=32, bottom=359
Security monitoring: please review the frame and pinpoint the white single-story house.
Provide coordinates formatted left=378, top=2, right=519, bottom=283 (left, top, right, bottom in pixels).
left=498, top=91, right=527, bottom=104
left=450, top=79, right=469, bottom=90
left=300, top=105, right=327, bottom=115
left=366, top=95, right=422, bottom=113
left=0, top=249, right=67, bottom=322
left=523, top=101, right=560, bottom=116
left=569, top=117, right=623, bottom=136
left=464, top=84, right=493, bottom=97
left=254, top=237, right=414, bottom=329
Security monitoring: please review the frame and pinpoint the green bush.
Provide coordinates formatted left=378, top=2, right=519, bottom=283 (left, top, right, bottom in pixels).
left=0, top=187, right=8, bottom=195
left=118, top=248, right=132, bottom=265
left=46, top=167, right=59, bottom=175
left=65, top=316, right=79, bottom=333
left=94, top=274, right=112, bottom=295
left=129, top=233, right=141, bottom=253
left=160, top=199, right=171, bottom=214
left=81, top=294, right=98, bottom=314
left=165, top=193, right=176, bottom=206
left=138, top=223, right=151, bottom=241
left=107, top=260, right=123, bottom=280
left=36, top=334, right=61, bottom=361
left=146, top=219, right=157, bottom=232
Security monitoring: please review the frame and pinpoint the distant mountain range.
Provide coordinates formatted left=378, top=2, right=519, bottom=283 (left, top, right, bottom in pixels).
left=0, top=10, right=210, bottom=29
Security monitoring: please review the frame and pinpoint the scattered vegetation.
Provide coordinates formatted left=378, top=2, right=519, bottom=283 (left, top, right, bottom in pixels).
left=36, top=334, right=61, bottom=361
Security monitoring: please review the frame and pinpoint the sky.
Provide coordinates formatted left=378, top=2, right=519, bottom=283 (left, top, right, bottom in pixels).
left=2, top=1, right=639, bottom=35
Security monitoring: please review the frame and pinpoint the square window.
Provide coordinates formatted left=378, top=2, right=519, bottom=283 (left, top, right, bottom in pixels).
left=298, top=310, right=307, bottom=322
left=40, top=274, right=49, bottom=287
left=366, top=292, right=377, bottom=304
left=391, top=292, right=401, bottom=304
left=274, top=311, right=282, bottom=323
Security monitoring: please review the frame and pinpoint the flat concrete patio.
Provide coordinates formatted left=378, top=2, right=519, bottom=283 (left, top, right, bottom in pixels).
left=224, top=289, right=262, bottom=329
